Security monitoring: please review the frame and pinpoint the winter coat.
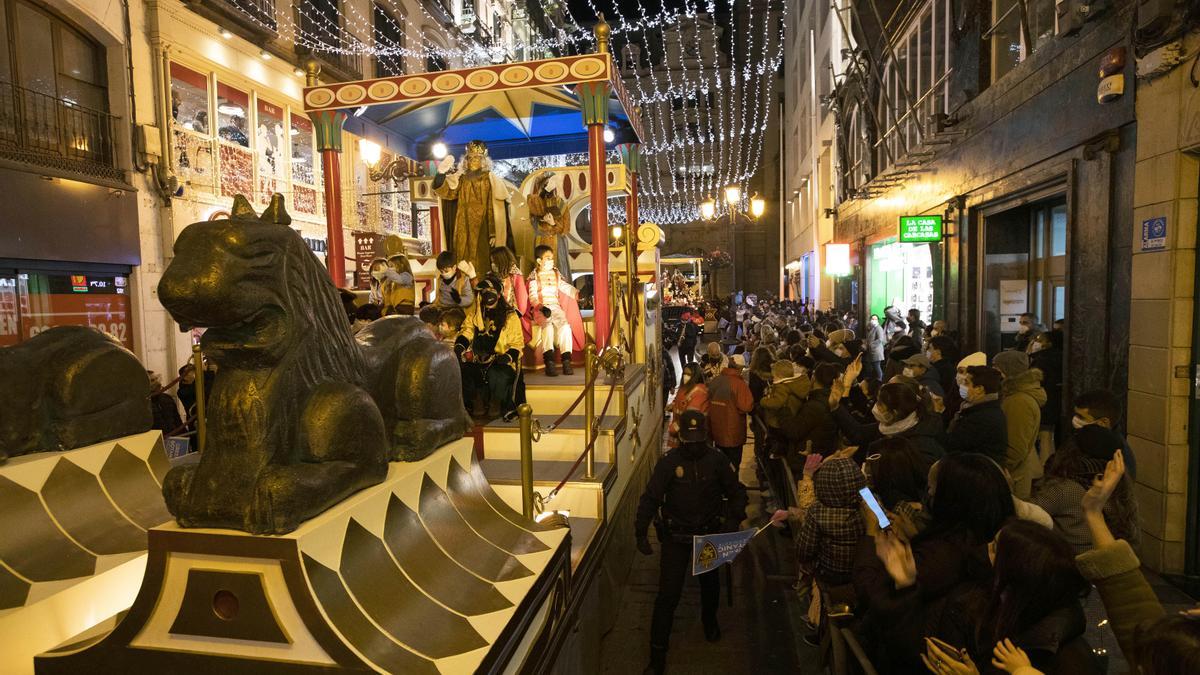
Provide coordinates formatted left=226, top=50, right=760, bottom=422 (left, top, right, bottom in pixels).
left=1074, top=540, right=1163, bottom=665
left=854, top=527, right=993, bottom=673
left=832, top=407, right=946, bottom=464
left=760, top=377, right=811, bottom=429
left=780, top=387, right=839, bottom=455
left=1032, top=472, right=1140, bottom=555
left=748, top=370, right=771, bottom=404
left=933, top=358, right=961, bottom=423
left=1030, top=347, right=1064, bottom=426
left=1001, top=369, right=1047, bottom=495
left=796, top=458, right=866, bottom=584
left=707, top=368, right=754, bottom=448
left=945, top=397, right=1008, bottom=464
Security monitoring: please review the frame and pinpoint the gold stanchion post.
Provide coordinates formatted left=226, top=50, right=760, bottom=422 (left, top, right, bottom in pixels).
left=584, top=344, right=597, bottom=480
left=517, top=403, right=535, bottom=519
left=625, top=224, right=638, bottom=361
left=192, top=344, right=206, bottom=453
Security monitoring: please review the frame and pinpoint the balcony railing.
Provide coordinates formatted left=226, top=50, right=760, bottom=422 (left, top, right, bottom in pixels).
left=0, top=80, right=121, bottom=182
left=183, top=0, right=277, bottom=38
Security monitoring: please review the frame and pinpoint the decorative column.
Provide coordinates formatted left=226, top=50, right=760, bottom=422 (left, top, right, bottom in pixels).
left=619, top=142, right=641, bottom=360
left=579, top=17, right=613, bottom=349
left=307, top=62, right=348, bottom=286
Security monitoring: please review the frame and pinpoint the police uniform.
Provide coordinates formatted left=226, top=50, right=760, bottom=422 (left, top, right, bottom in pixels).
left=635, top=410, right=748, bottom=674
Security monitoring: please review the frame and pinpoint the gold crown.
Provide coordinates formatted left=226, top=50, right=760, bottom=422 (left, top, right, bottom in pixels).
left=464, top=140, right=489, bottom=158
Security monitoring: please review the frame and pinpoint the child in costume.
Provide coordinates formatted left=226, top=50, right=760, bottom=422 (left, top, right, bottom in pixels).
left=456, top=275, right=524, bottom=418
left=527, top=245, right=584, bottom=376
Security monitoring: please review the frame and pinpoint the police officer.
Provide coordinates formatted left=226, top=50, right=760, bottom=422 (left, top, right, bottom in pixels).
left=635, top=409, right=748, bottom=675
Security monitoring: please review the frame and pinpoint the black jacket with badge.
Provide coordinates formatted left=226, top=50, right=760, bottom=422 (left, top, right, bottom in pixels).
left=635, top=442, right=748, bottom=541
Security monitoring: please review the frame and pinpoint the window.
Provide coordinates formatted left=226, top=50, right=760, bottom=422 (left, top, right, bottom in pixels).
left=990, top=0, right=1056, bottom=83
left=425, top=52, right=446, bottom=73
left=874, top=0, right=951, bottom=173
left=256, top=97, right=285, bottom=198
left=0, top=0, right=115, bottom=173
left=290, top=112, right=318, bottom=214
left=373, top=3, right=406, bottom=77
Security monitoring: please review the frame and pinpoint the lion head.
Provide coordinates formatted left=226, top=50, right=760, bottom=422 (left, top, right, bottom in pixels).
left=159, top=194, right=363, bottom=385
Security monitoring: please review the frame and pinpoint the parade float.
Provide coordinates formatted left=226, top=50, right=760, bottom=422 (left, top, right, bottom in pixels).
left=0, top=19, right=668, bottom=675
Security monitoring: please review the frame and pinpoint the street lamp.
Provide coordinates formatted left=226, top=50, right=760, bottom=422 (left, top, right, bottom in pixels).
left=699, top=197, right=717, bottom=220
left=750, top=193, right=766, bottom=219
left=358, top=139, right=382, bottom=167
left=724, top=184, right=742, bottom=206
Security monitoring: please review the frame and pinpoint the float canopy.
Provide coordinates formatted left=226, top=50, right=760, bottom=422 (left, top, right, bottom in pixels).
left=302, top=53, right=644, bottom=161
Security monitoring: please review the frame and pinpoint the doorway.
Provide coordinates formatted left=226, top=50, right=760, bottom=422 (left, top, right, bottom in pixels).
left=980, top=196, right=1068, bottom=355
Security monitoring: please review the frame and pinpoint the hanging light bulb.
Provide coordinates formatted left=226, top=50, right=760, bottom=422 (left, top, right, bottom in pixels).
left=724, top=184, right=742, bottom=206
left=431, top=141, right=448, bottom=159
left=612, top=225, right=623, bottom=240
left=699, top=198, right=716, bottom=220
left=603, top=127, right=615, bottom=144
left=750, top=193, right=766, bottom=218
left=358, top=139, right=382, bottom=167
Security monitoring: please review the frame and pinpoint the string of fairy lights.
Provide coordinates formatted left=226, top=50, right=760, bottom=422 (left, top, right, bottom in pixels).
left=211, top=0, right=783, bottom=224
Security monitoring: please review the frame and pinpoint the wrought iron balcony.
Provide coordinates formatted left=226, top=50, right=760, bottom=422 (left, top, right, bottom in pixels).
left=184, top=0, right=278, bottom=38
left=0, top=80, right=121, bottom=182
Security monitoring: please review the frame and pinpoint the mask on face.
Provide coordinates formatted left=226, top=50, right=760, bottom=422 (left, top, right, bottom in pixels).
left=371, top=270, right=386, bottom=281
left=871, top=405, right=890, bottom=424
left=1029, top=342, right=1044, bottom=353
left=681, top=373, right=692, bottom=384
left=834, top=347, right=849, bottom=358
left=869, top=318, right=879, bottom=326
left=902, top=367, right=915, bottom=378
left=1018, top=324, right=1031, bottom=334
left=1071, top=415, right=1093, bottom=430
left=540, top=259, right=554, bottom=272
left=959, top=385, right=971, bottom=401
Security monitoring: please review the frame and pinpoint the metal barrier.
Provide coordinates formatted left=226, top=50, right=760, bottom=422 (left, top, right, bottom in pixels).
left=516, top=286, right=627, bottom=517
left=192, top=345, right=207, bottom=453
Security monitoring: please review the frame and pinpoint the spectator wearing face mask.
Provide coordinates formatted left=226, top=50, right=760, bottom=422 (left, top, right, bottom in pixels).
left=993, top=350, right=1046, bottom=500
left=863, top=314, right=886, bottom=381
left=1031, top=330, right=1065, bottom=460
left=832, top=380, right=946, bottom=464
left=901, top=353, right=944, bottom=398
left=945, top=365, right=1008, bottom=464
left=1070, top=389, right=1135, bottom=480
left=760, top=359, right=810, bottom=433
left=1014, top=312, right=1044, bottom=353
left=928, top=335, right=962, bottom=423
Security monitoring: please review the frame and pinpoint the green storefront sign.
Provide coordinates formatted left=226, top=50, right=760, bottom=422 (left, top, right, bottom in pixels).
left=898, top=215, right=943, bottom=243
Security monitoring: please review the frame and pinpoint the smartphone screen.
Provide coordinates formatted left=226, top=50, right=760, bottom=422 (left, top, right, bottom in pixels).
left=859, top=487, right=891, bottom=530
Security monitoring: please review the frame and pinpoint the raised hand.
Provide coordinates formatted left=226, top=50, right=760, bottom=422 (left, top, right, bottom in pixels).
left=875, top=530, right=917, bottom=589
left=1082, top=449, right=1125, bottom=515
left=437, top=154, right=456, bottom=174
left=990, top=639, right=1033, bottom=674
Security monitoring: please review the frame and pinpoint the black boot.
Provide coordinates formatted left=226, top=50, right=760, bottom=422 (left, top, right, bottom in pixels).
left=703, top=619, right=721, bottom=643
left=644, top=645, right=667, bottom=675
left=560, top=351, right=574, bottom=375
left=543, top=350, right=559, bottom=377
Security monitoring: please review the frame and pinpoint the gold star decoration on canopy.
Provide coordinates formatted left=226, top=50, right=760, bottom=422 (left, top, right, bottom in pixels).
left=377, top=86, right=582, bottom=139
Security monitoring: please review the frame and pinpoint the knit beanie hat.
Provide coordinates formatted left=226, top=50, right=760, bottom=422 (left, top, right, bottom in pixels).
left=992, top=350, right=1030, bottom=378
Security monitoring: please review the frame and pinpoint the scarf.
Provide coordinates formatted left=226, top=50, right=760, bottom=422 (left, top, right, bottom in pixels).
left=879, top=412, right=920, bottom=436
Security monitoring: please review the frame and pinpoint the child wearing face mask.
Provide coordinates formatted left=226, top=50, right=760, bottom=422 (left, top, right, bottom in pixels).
left=435, top=251, right=475, bottom=310
left=527, top=245, right=583, bottom=376
left=668, top=363, right=709, bottom=449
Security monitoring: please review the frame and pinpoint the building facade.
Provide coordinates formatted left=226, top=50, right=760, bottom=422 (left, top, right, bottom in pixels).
left=618, top=3, right=782, bottom=298
left=0, top=0, right=562, bottom=378
left=815, top=0, right=1200, bottom=578
left=780, top=0, right=848, bottom=307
